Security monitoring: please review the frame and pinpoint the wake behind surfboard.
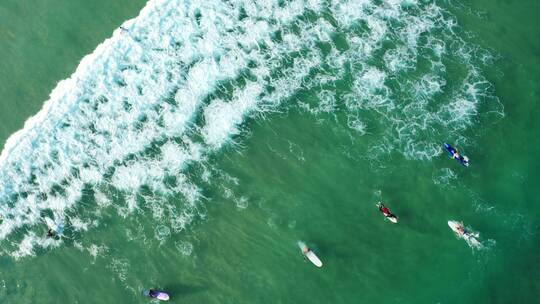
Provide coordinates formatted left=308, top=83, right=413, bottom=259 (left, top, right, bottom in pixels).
left=298, top=241, right=323, bottom=268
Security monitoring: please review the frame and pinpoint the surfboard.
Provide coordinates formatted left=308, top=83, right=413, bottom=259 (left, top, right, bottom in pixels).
left=448, top=221, right=482, bottom=248
left=387, top=215, right=398, bottom=223
left=143, top=290, right=170, bottom=301
left=444, top=143, right=469, bottom=167
left=298, top=241, right=323, bottom=268
left=447, top=220, right=462, bottom=234
left=443, top=143, right=456, bottom=157
left=377, top=203, right=398, bottom=223
left=44, top=217, right=63, bottom=236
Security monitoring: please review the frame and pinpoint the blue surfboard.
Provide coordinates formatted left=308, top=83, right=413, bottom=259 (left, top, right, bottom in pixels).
left=444, top=143, right=469, bottom=167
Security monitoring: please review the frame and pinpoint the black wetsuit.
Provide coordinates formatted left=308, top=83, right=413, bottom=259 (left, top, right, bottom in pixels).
left=149, top=290, right=159, bottom=298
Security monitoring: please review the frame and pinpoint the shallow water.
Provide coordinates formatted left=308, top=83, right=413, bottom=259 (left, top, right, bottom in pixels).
left=0, top=0, right=538, bottom=303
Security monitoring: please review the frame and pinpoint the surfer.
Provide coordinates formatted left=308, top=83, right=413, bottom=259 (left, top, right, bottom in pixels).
left=460, top=155, right=469, bottom=166
left=144, top=289, right=170, bottom=301
left=148, top=290, right=159, bottom=299
left=452, top=222, right=474, bottom=238
left=454, top=224, right=465, bottom=236
left=46, top=228, right=55, bottom=238
left=377, top=202, right=398, bottom=223
left=453, top=150, right=469, bottom=166
left=298, top=241, right=323, bottom=267
left=44, top=217, right=64, bottom=238
left=444, top=143, right=469, bottom=167
left=448, top=221, right=483, bottom=248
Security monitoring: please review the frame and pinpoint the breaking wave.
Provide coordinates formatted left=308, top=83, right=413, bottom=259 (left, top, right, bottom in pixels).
left=0, top=0, right=501, bottom=258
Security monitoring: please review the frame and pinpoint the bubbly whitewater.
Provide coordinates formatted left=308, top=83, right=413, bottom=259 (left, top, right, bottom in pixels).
left=0, top=0, right=500, bottom=259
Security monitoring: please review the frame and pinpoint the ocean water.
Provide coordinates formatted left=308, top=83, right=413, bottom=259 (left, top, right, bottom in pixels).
left=0, top=0, right=538, bottom=303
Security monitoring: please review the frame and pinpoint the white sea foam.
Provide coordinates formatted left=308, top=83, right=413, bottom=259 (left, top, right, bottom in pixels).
left=202, top=82, right=264, bottom=149
left=235, top=196, right=249, bottom=210
left=108, top=258, right=130, bottom=283
left=433, top=167, right=457, bottom=187
left=384, top=46, right=416, bottom=73
left=87, top=244, right=107, bottom=261
left=70, top=217, right=90, bottom=232
left=175, top=240, right=194, bottom=256
left=155, top=225, right=171, bottom=243
left=0, top=0, right=499, bottom=257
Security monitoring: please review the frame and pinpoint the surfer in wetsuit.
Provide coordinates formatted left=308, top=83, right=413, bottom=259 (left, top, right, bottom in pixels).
left=144, top=288, right=170, bottom=300
left=450, top=147, right=469, bottom=166
left=379, top=204, right=390, bottom=216
left=454, top=224, right=466, bottom=237
left=148, top=289, right=159, bottom=298
left=378, top=202, right=397, bottom=220
left=46, top=228, right=54, bottom=238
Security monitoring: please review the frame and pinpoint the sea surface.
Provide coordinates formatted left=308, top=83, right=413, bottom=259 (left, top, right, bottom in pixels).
left=0, top=0, right=538, bottom=303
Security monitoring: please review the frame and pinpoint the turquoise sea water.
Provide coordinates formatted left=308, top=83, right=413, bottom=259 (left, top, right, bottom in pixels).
left=0, top=0, right=538, bottom=303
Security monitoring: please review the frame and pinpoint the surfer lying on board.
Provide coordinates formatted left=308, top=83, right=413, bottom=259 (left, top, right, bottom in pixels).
left=453, top=222, right=475, bottom=239
left=445, top=143, right=470, bottom=167
left=452, top=150, right=469, bottom=165
left=377, top=202, right=398, bottom=223
left=144, top=288, right=170, bottom=301
left=454, top=224, right=465, bottom=236
left=298, top=241, right=323, bottom=267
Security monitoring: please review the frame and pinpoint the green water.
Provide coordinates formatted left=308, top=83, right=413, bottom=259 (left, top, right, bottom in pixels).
left=0, top=0, right=539, bottom=303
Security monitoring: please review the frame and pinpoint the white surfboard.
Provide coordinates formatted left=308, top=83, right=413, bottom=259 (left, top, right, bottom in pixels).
left=154, top=292, right=170, bottom=301
left=298, top=241, right=323, bottom=268
left=143, top=290, right=170, bottom=301
left=377, top=202, right=398, bottom=223
left=44, top=217, right=64, bottom=236
left=447, top=220, right=462, bottom=234
left=449, top=220, right=482, bottom=248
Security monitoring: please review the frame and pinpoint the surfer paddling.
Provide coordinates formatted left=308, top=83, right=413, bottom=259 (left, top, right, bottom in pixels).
left=377, top=202, right=398, bottom=223
left=444, top=143, right=469, bottom=167
left=298, top=241, right=323, bottom=268
left=447, top=220, right=483, bottom=248
left=144, top=289, right=170, bottom=301
left=453, top=223, right=465, bottom=237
